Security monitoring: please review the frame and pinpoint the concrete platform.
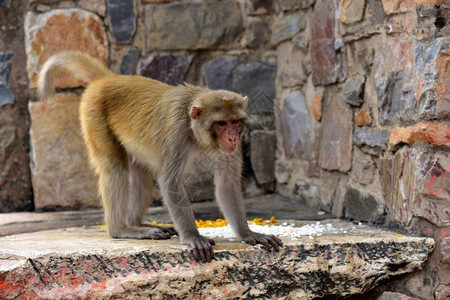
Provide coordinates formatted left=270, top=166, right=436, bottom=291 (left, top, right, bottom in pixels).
left=0, top=220, right=434, bottom=299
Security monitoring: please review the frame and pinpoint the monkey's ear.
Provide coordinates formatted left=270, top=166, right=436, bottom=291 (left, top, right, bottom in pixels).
left=190, top=106, right=202, bottom=120
left=243, top=96, right=248, bottom=102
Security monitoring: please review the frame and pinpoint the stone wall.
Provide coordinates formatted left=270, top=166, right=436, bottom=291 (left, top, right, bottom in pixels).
left=0, top=0, right=449, bottom=298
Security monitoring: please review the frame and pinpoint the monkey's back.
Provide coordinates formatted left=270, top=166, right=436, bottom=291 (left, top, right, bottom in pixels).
left=80, top=75, right=192, bottom=170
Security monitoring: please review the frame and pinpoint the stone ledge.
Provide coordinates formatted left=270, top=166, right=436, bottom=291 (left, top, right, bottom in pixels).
left=0, top=222, right=434, bottom=299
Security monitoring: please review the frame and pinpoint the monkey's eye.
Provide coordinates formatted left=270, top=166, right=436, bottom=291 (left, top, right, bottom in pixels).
left=231, top=119, right=242, bottom=125
left=216, top=121, right=227, bottom=127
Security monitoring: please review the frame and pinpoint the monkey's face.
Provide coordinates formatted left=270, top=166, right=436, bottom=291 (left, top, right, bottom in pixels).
left=212, top=118, right=245, bottom=153
left=189, top=91, right=247, bottom=154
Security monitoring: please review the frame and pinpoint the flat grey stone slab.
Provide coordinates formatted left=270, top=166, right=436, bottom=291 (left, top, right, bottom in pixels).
left=0, top=195, right=334, bottom=236
left=0, top=221, right=434, bottom=299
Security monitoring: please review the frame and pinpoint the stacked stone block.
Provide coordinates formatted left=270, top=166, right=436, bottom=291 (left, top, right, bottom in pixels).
left=0, top=0, right=448, bottom=298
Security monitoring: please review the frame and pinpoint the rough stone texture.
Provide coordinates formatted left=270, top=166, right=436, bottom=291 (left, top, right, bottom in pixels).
left=353, top=128, right=389, bottom=156
left=139, top=53, right=192, bottom=86
left=271, top=11, right=305, bottom=45
left=277, top=42, right=307, bottom=87
left=244, top=17, right=269, bottom=48
left=107, top=0, right=136, bottom=44
left=342, top=75, right=365, bottom=106
left=351, top=148, right=375, bottom=185
left=29, top=95, right=99, bottom=210
left=0, top=225, right=434, bottom=299
left=344, top=188, right=384, bottom=223
left=312, top=91, right=323, bottom=121
left=0, top=52, right=14, bottom=107
left=414, top=38, right=450, bottom=119
left=250, top=131, right=276, bottom=185
left=435, top=285, right=450, bottom=300
left=354, top=109, right=371, bottom=126
left=280, top=91, right=313, bottom=159
left=120, top=47, right=140, bottom=75
left=339, top=0, right=366, bottom=24
left=320, top=94, right=353, bottom=172
left=441, top=236, right=450, bottom=263
left=389, top=122, right=450, bottom=148
left=248, top=0, right=274, bottom=15
left=311, top=0, right=344, bottom=85
left=380, top=0, right=415, bottom=15
left=24, top=9, right=108, bottom=88
left=203, top=58, right=276, bottom=116
left=377, top=291, right=419, bottom=300
left=279, top=0, right=315, bottom=11
left=0, top=0, right=34, bottom=212
left=380, top=147, right=450, bottom=227
left=144, top=1, right=243, bottom=50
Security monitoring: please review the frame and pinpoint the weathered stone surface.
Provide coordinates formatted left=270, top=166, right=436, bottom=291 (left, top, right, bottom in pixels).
left=354, top=109, right=371, bottom=126
left=144, top=0, right=180, bottom=3
left=435, top=285, right=450, bottom=300
left=244, top=17, right=269, bottom=48
left=380, top=147, right=450, bottom=227
left=0, top=51, right=14, bottom=107
left=414, top=38, right=450, bottom=119
left=353, top=128, right=389, bottom=156
left=248, top=0, right=274, bottom=15
left=29, top=96, right=99, bottom=209
left=441, top=236, right=450, bottom=263
left=0, top=224, right=434, bottom=299
left=279, top=0, right=315, bottom=11
left=295, top=180, right=319, bottom=207
left=277, top=42, right=307, bottom=87
left=144, top=1, right=243, bottom=50
left=204, top=58, right=276, bottom=116
left=271, top=11, right=305, bottom=45
left=280, top=91, right=313, bottom=159
left=320, top=95, right=353, bottom=172
left=139, top=53, right=192, bottom=86
left=389, top=122, right=450, bottom=148
left=24, top=9, right=108, bottom=88
left=377, top=291, right=419, bottom=300
left=120, top=47, right=140, bottom=75
left=351, top=148, right=375, bottom=185
left=107, top=0, right=136, bottom=44
left=344, top=188, right=384, bottom=223
left=339, top=0, right=365, bottom=24
left=342, top=75, right=365, bottom=106
left=380, top=0, right=414, bottom=15
left=312, top=91, right=323, bottom=121
left=250, top=131, right=276, bottom=185
left=375, top=38, right=414, bottom=124
left=311, top=0, right=344, bottom=85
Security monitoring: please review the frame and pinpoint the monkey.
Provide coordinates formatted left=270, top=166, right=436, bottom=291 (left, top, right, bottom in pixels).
left=37, top=51, right=283, bottom=263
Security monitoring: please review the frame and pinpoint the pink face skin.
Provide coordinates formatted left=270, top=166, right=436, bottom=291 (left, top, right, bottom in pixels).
left=213, top=118, right=243, bottom=153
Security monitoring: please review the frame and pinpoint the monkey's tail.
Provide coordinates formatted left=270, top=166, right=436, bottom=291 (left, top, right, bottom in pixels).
left=37, top=51, right=113, bottom=101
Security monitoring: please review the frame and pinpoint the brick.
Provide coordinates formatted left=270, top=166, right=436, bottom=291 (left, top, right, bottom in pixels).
left=351, top=148, right=375, bottom=185
left=250, top=131, right=276, bottom=185
left=380, top=0, right=414, bottom=15
left=24, top=9, right=108, bottom=89
left=353, top=128, right=389, bottom=156
left=344, top=188, right=384, bottom=223
left=342, top=75, right=365, bottom=106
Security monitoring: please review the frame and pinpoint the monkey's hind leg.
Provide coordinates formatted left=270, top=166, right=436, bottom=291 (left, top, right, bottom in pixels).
left=128, top=158, right=177, bottom=236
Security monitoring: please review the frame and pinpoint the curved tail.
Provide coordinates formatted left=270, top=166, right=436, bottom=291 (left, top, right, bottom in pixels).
left=37, top=51, right=113, bottom=101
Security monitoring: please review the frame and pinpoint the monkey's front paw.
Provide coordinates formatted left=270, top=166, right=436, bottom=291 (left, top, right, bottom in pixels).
left=241, top=232, right=283, bottom=251
left=182, top=236, right=215, bottom=263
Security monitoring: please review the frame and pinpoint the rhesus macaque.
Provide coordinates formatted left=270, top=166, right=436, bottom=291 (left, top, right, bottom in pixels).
left=37, top=51, right=282, bottom=262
